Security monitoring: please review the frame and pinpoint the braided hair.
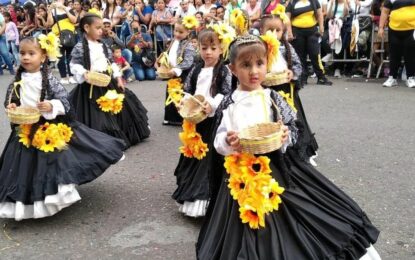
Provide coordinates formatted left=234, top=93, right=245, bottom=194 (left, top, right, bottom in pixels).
left=79, top=13, right=102, bottom=70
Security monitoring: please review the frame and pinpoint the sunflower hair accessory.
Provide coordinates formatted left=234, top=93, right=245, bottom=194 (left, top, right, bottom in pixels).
left=182, top=15, right=199, bottom=30
left=206, top=22, right=236, bottom=59
left=270, top=4, right=289, bottom=24
left=230, top=9, right=249, bottom=35
left=37, top=32, right=62, bottom=61
left=260, top=30, right=281, bottom=71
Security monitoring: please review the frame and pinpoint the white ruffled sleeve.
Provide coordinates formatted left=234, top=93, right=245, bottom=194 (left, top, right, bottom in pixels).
left=214, top=108, right=235, bottom=156
left=41, top=99, right=66, bottom=120
left=70, top=63, right=87, bottom=84
left=206, top=93, right=224, bottom=117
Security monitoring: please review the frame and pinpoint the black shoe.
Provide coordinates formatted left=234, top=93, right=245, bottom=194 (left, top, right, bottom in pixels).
left=317, top=77, right=333, bottom=86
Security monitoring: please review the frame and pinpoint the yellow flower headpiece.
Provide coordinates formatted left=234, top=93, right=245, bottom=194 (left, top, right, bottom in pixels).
left=230, top=9, right=249, bottom=35
left=206, top=22, right=236, bottom=59
left=182, top=15, right=199, bottom=30
left=271, top=4, right=289, bottom=24
left=37, top=32, right=62, bottom=62
left=260, top=30, right=280, bottom=71
left=88, top=8, right=102, bottom=17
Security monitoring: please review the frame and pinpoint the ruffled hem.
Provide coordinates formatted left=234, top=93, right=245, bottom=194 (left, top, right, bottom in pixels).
left=178, top=200, right=209, bottom=218
left=360, top=245, right=381, bottom=260
left=0, top=184, right=81, bottom=221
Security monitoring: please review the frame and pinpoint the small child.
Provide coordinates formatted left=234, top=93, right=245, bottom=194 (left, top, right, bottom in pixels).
left=0, top=34, right=125, bottom=220
left=196, top=34, right=380, bottom=260
left=172, top=27, right=233, bottom=217
left=260, top=7, right=319, bottom=165
left=112, top=45, right=134, bottom=83
left=3, top=12, right=19, bottom=68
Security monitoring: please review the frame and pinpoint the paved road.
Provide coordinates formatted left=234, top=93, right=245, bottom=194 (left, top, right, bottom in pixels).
left=0, top=74, right=414, bottom=260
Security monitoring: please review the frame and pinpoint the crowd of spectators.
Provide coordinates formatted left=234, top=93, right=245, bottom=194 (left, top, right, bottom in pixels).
left=0, top=0, right=413, bottom=87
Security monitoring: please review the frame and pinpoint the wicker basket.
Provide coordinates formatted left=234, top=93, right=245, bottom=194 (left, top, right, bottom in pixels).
left=262, top=71, right=289, bottom=87
left=179, top=94, right=207, bottom=124
left=239, top=121, right=284, bottom=154
left=6, top=107, right=41, bottom=125
left=157, top=66, right=172, bottom=79
left=87, top=71, right=111, bottom=87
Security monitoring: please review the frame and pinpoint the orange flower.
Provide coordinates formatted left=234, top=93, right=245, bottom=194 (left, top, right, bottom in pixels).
left=167, top=78, right=182, bottom=90
left=182, top=120, right=196, bottom=132
left=178, top=119, right=208, bottom=160
left=239, top=198, right=266, bottom=229
left=18, top=124, right=32, bottom=148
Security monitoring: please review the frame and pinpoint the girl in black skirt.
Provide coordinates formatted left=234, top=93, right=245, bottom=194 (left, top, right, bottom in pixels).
left=196, top=35, right=380, bottom=260
left=0, top=35, right=125, bottom=220
left=260, top=8, right=319, bottom=165
left=69, top=13, right=150, bottom=148
left=172, top=28, right=232, bottom=217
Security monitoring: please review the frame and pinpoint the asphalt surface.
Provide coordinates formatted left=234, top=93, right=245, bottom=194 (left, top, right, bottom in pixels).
left=0, top=74, right=414, bottom=260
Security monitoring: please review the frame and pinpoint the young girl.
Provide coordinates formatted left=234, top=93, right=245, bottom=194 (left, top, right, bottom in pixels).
left=196, top=35, right=380, bottom=259
left=260, top=9, right=319, bottom=166
left=0, top=34, right=125, bottom=220
left=4, top=12, right=19, bottom=68
left=157, top=17, right=196, bottom=125
left=172, top=28, right=232, bottom=217
left=70, top=13, right=150, bottom=148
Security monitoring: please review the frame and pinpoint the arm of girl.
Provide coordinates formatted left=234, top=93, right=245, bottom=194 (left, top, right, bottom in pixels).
left=171, top=43, right=196, bottom=77
left=214, top=108, right=242, bottom=155
left=39, top=75, right=71, bottom=119
left=69, top=43, right=89, bottom=83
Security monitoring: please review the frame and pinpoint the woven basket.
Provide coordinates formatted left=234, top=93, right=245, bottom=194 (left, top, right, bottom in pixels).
left=239, top=121, right=284, bottom=154
left=6, top=107, right=41, bottom=125
left=157, top=66, right=171, bottom=79
left=262, top=71, right=289, bottom=87
left=179, top=94, right=207, bottom=124
left=87, top=71, right=111, bottom=87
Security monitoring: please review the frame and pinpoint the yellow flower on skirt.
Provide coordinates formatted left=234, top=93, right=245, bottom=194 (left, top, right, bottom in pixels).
left=239, top=198, right=266, bottom=229
left=57, top=123, right=73, bottom=143
left=18, top=124, right=32, bottom=148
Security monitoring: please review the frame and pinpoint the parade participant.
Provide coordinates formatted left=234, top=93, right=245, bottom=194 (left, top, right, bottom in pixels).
left=0, top=34, right=125, bottom=220
left=156, top=16, right=196, bottom=125
left=196, top=35, right=380, bottom=260
left=172, top=26, right=233, bottom=217
left=260, top=6, right=319, bottom=165
left=69, top=13, right=150, bottom=148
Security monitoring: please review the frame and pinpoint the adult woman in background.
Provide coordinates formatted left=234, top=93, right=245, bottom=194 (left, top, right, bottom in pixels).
left=287, top=0, right=333, bottom=85
left=148, top=0, right=173, bottom=54
left=72, top=0, right=86, bottom=41
left=103, top=0, right=122, bottom=26
left=46, top=0, right=77, bottom=85
left=379, top=0, right=415, bottom=88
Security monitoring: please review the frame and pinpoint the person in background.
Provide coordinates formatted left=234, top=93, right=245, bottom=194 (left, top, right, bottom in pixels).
left=20, top=2, right=37, bottom=37
left=127, top=20, right=156, bottom=80
left=103, top=0, right=121, bottom=26
left=33, top=5, right=49, bottom=37
left=216, top=5, right=225, bottom=21
left=148, top=0, right=173, bottom=54
left=0, top=11, right=15, bottom=75
left=113, top=44, right=134, bottom=83
left=72, top=0, right=86, bottom=41
left=175, top=0, right=196, bottom=20
left=3, top=12, right=19, bottom=68
left=133, top=0, right=153, bottom=27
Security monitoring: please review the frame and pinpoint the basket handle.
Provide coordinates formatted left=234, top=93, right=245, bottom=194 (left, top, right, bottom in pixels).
left=8, top=80, right=24, bottom=107
left=229, top=90, right=282, bottom=130
left=183, top=92, right=205, bottom=107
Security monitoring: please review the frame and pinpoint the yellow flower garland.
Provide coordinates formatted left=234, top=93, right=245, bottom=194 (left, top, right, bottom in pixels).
left=260, top=30, right=281, bottom=71
left=96, top=90, right=125, bottom=114
left=18, top=123, right=73, bottom=153
left=224, top=153, right=285, bottom=229
left=178, top=120, right=209, bottom=160
left=165, top=78, right=184, bottom=106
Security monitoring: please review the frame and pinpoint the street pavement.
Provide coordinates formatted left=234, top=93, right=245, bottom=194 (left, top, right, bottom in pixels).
left=0, top=74, right=414, bottom=260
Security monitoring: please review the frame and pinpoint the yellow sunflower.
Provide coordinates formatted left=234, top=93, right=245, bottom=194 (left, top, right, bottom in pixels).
left=18, top=124, right=32, bottom=148
left=228, top=174, right=247, bottom=201
left=179, top=145, right=194, bottom=157
left=57, top=123, right=73, bottom=143
left=192, top=141, right=209, bottom=160
left=263, top=179, right=285, bottom=211
left=88, top=8, right=102, bottom=17
left=239, top=199, right=266, bottom=229
left=260, top=30, right=280, bottom=71
left=37, top=32, right=61, bottom=61
left=167, top=78, right=182, bottom=89
left=271, top=4, right=289, bottom=24
left=224, top=154, right=243, bottom=176
left=182, top=15, right=199, bottom=30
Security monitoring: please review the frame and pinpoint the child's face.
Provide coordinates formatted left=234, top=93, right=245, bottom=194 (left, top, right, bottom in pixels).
left=261, top=18, right=284, bottom=40
left=191, top=38, right=198, bottom=49
left=113, top=49, right=122, bottom=58
left=209, top=8, right=216, bottom=17
left=174, top=23, right=189, bottom=41
left=229, top=45, right=267, bottom=91
left=19, top=41, right=46, bottom=73
left=195, top=13, right=203, bottom=22
left=199, top=37, right=222, bottom=67
left=84, top=18, right=103, bottom=41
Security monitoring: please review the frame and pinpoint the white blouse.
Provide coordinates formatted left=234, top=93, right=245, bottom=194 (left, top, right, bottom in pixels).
left=214, top=89, right=292, bottom=156
left=70, top=40, right=121, bottom=84
left=191, top=67, right=224, bottom=117
left=168, top=39, right=183, bottom=77
left=18, top=71, right=65, bottom=120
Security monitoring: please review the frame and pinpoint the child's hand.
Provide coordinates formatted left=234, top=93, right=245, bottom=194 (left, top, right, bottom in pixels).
left=203, top=100, right=212, bottom=115
left=84, top=71, right=90, bottom=83
left=117, top=77, right=125, bottom=91
left=167, top=70, right=176, bottom=78
left=37, top=101, right=53, bottom=112
left=286, top=69, right=294, bottom=81
left=226, top=131, right=242, bottom=152
left=6, top=103, right=17, bottom=109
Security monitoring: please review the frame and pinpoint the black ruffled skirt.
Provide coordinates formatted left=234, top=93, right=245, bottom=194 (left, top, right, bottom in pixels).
left=269, top=82, right=318, bottom=160
left=69, top=82, right=150, bottom=148
left=0, top=120, right=126, bottom=220
left=163, top=85, right=183, bottom=125
left=197, top=150, right=380, bottom=259
left=172, top=117, right=214, bottom=217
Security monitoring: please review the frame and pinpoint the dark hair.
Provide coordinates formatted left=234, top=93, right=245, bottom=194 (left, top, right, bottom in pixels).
left=259, top=14, right=292, bottom=70
left=104, top=0, right=117, bottom=19
left=81, top=33, right=110, bottom=71
left=112, top=44, right=122, bottom=51
left=79, top=12, right=102, bottom=33
left=216, top=5, right=224, bottom=11
left=3, top=11, right=11, bottom=19
left=23, top=2, right=36, bottom=24
left=195, top=11, right=203, bottom=17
